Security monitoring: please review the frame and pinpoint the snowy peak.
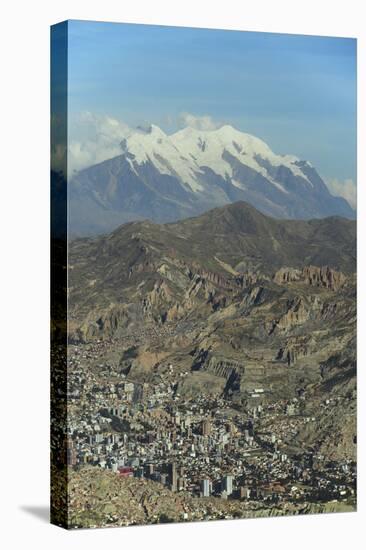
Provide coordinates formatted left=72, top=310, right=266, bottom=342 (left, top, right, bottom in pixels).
left=121, top=124, right=203, bottom=192
left=170, top=123, right=275, bottom=157
left=69, top=121, right=355, bottom=236
left=170, top=123, right=309, bottom=186
left=118, top=122, right=313, bottom=193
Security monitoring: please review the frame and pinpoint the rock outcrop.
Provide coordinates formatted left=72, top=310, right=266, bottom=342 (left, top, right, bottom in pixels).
left=274, top=266, right=346, bottom=291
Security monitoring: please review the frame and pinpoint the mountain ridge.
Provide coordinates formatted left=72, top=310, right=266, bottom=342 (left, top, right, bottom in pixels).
left=67, top=200, right=356, bottom=339
left=72, top=201, right=356, bottom=274
left=66, top=124, right=355, bottom=236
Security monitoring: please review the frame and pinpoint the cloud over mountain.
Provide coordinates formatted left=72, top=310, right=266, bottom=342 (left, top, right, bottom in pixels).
left=178, top=112, right=222, bottom=131
left=325, top=178, right=357, bottom=209
left=67, top=112, right=223, bottom=175
left=68, top=112, right=130, bottom=175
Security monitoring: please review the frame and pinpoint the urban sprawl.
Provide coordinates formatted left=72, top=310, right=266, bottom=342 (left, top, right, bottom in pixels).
left=63, top=339, right=356, bottom=508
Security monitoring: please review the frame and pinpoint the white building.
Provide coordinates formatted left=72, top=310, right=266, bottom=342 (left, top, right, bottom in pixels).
left=222, top=474, right=234, bottom=496
left=201, top=479, right=211, bottom=497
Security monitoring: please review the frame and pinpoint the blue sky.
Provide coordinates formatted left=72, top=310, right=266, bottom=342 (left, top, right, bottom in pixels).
left=66, top=20, right=356, bottom=184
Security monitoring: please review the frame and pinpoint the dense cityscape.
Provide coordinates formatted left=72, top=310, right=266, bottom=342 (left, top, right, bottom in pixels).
left=62, top=337, right=355, bottom=517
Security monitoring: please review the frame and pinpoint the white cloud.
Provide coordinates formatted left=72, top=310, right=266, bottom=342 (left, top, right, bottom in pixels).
left=68, top=112, right=131, bottom=176
left=325, top=178, right=357, bottom=209
left=178, top=112, right=222, bottom=131
left=66, top=111, right=227, bottom=176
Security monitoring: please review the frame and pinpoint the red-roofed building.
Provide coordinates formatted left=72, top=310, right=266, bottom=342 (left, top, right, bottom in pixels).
left=118, top=466, right=134, bottom=478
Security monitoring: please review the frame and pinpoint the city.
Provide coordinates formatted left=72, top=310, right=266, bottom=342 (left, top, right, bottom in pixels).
left=59, top=335, right=355, bottom=525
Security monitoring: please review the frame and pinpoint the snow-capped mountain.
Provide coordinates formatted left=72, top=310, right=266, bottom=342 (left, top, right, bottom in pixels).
left=68, top=123, right=355, bottom=236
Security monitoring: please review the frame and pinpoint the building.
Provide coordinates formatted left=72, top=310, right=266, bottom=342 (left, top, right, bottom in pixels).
left=222, top=474, right=234, bottom=496
left=239, top=486, right=251, bottom=499
left=168, top=462, right=177, bottom=492
left=178, top=477, right=185, bottom=491
left=66, top=438, right=77, bottom=466
left=118, top=466, right=134, bottom=478
left=201, top=478, right=211, bottom=497
left=201, top=419, right=212, bottom=436
left=257, top=482, right=287, bottom=500
left=146, top=463, right=154, bottom=477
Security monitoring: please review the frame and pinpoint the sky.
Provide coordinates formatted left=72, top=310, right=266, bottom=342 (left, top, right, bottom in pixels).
left=65, top=19, right=357, bottom=204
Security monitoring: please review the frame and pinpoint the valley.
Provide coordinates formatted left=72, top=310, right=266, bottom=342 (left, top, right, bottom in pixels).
left=53, top=202, right=357, bottom=528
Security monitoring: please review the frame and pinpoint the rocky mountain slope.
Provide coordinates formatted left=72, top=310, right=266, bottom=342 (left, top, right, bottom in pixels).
left=67, top=202, right=356, bottom=465
left=68, top=201, right=355, bottom=327
left=68, top=124, right=354, bottom=235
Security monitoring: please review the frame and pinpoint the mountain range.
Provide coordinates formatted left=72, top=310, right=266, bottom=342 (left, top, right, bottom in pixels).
left=68, top=201, right=356, bottom=465
left=68, top=200, right=356, bottom=338
left=67, top=124, right=355, bottom=236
